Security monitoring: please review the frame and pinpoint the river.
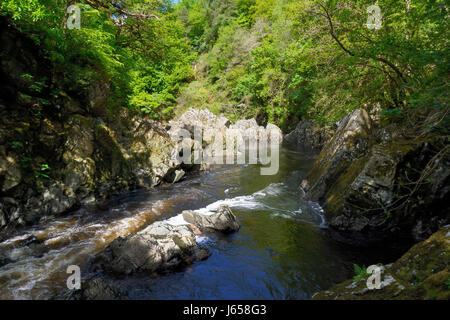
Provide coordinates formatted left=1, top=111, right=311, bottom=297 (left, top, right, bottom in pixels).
left=0, top=146, right=402, bottom=299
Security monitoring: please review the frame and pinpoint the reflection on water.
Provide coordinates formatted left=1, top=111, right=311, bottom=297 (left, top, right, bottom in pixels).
left=0, top=147, right=402, bottom=300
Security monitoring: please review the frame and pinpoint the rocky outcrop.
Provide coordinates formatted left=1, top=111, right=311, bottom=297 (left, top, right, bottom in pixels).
left=230, top=118, right=283, bottom=143
left=69, top=205, right=240, bottom=300
left=169, top=108, right=283, bottom=145
left=88, top=220, right=211, bottom=276
left=312, top=225, right=450, bottom=300
left=301, top=109, right=450, bottom=244
left=182, top=205, right=240, bottom=233
left=0, top=103, right=184, bottom=230
left=0, top=19, right=187, bottom=232
left=88, top=205, right=240, bottom=277
left=285, top=121, right=335, bottom=150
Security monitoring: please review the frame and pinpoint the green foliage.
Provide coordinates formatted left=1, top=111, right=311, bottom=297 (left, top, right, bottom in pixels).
left=35, top=163, right=51, bottom=179
left=2, top=0, right=448, bottom=128
left=11, top=141, right=24, bottom=149
left=353, top=264, right=369, bottom=282
left=1, top=0, right=194, bottom=120
left=174, top=0, right=449, bottom=129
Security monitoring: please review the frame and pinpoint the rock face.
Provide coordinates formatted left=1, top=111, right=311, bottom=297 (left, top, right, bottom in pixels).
left=312, top=225, right=450, bottom=300
left=169, top=108, right=283, bottom=145
left=0, top=19, right=188, bottom=231
left=71, top=205, right=240, bottom=299
left=88, top=220, right=211, bottom=276
left=0, top=104, right=184, bottom=230
left=285, top=121, right=335, bottom=150
left=230, top=118, right=283, bottom=143
left=301, top=109, right=450, bottom=244
left=88, top=205, right=239, bottom=277
left=169, top=108, right=231, bottom=133
left=182, top=205, right=240, bottom=233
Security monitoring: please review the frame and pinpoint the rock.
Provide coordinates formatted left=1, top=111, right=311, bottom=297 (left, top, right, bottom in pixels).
left=285, top=121, right=334, bottom=150
left=169, top=108, right=230, bottom=135
left=168, top=169, right=185, bottom=184
left=88, top=220, right=211, bottom=276
left=217, top=114, right=231, bottom=128
left=0, top=19, right=189, bottom=232
left=232, top=118, right=258, bottom=131
left=182, top=205, right=240, bottom=233
left=0, top=146, right=22, bottom=192
left=312, top=226, right=450, bottom=300
left=79, top=277, right=124, bottom=300
left=266, top=123, right=283, bottom=144
left=302, top=109, right=449, bottom=243
left=55, top=277, right=125, bottom=300
left=88, top=82, right=110, bottom=117
left=230, top=118, right=283, bottom=144
left=304, top=109, right=374, bottom=202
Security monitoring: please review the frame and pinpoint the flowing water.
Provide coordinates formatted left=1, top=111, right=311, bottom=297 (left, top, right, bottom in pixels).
left=0, top=146, right=403, bottom=300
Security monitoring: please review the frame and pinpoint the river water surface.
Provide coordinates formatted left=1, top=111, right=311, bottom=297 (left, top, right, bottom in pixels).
left=0, top=146, right=400, bottom=299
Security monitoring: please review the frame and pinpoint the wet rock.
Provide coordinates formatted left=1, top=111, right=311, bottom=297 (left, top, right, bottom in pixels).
left=312, top=226, right=450, bottom=300
left=182, top=205, right=240, bottom=233
left=22, top=182, right=77, bottom=225
left=79, top=277, right=124, bottom=300
left=285, top=121, right=334, bottom=150
left=88, top=220, right=211, bottom=276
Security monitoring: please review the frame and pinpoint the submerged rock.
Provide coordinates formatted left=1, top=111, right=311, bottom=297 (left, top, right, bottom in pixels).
left=312, top=225, right=450, bottom=300
left=88, top=220, right=211, bottom=276
left=182, top=205, right=240, bottom=233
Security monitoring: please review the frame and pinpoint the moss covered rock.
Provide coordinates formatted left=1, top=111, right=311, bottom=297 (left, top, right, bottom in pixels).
left=312, top=226, right=450, bottom=300
left=302, top=109, right=449, bottom=244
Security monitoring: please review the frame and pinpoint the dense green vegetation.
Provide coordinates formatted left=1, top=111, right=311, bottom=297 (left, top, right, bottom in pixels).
left=1, top=0, right=448, bottom=130
left=1, top=0, right=195, bottom=119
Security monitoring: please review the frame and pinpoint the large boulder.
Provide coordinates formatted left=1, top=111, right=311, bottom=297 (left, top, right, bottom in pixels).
left=312, top=225, right=450, bottom=300
left=285, top=121, right=335, bottom=150
left=168, top=108, right=231, bottom=136
left=230, top=119, right=283, bottom=144
left=88, top=220, right=211, bottom=276
left=301, top=109, right=450, bottom=243
left=0, top=19, right=189, bottom=231
left=303, top=109, right=374, bottom=202
left=182, top=205, right=240, bottom=233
